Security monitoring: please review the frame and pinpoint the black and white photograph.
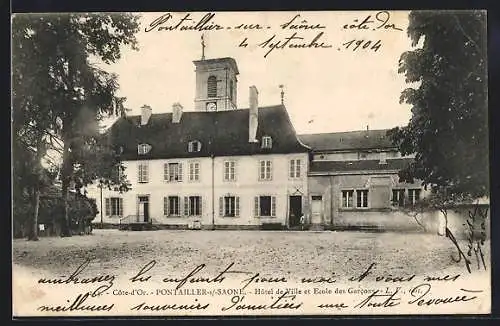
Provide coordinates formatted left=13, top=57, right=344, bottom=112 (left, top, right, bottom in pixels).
left=12, top=10, right=490, bottom=316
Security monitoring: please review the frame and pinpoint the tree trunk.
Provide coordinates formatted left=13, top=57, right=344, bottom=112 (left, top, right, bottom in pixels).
left=28, top=187, right=40, bottom=241
left=60, top=139, right=72, bottom=237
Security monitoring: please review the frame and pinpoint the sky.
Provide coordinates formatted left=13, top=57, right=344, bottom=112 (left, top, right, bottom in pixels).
left=100, top=11, right=417, bottom=134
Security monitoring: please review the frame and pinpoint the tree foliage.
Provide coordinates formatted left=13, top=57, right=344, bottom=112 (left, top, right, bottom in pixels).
left=389, top=10, right=488, bottom=199
left=12, top=13, right=139, bottom=237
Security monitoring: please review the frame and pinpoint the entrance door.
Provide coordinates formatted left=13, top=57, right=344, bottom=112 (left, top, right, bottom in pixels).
left=289, top=196, right=302, bottom=227
left=311, top=195, right=323, bottom=224
left=138, top=196, right=150, bottom=223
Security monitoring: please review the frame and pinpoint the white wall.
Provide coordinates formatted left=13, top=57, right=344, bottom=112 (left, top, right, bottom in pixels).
left=86, top=153, right=309, bottom=228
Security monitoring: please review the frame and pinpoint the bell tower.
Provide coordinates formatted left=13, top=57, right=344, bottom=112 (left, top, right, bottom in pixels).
left=193, top=57, right=239, bottom=112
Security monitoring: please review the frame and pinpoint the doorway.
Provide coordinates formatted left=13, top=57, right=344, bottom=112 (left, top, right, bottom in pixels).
left=138, top=196, right=150, bottom=223
left=289, top=195, right=302, bottom=227
left=311, top=195, right=323, bottom=225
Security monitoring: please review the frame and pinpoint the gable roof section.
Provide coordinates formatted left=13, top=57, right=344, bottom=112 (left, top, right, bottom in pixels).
left=310, top=158, right=413, bottom=174
left=298, top=129, right=395, bottom=152
left=107, top=105, right=309, bottom=160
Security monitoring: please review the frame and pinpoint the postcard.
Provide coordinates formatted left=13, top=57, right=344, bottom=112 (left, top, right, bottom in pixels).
left=12, top=10, right=490, bottom=316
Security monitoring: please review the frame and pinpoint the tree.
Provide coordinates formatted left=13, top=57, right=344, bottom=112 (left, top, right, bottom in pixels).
left=12, top=13, right=139, bottom=237
left=389, top=10, right=488, bottom=199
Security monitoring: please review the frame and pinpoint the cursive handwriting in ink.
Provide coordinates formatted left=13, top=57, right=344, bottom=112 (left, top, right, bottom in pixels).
left=408, top=283, right=481, bottom=306
left=375, top=273, right=415, bottom=282
left=445, top=227, right=472, bottom=273
left=240, top=272, right=288, bottom=290
left=162, top=262, right=248, bottom=290
left=348, top=263, right=376, bottom=282
left=37, top=292, right=114, bottom=312
left=301, top=273, right=338, bottom=284
left=130, top=260, right=156, bottom=282
left=221, top=291, right=302, bottom=311
left=37, top=259, right=115, bottom=295
left=423, top=274, right=461, bottom=282
left=145, top=13, right=223, bottom=32
left=354, top=288, right=401, bottom=308
left=258, top=32, right=332, bottom=58
left=343, top=11, right=403, bottom=31
left=280, top=14, right=326, bottom=30
left=341, top=39, right=382, bottom=52
left=130, top=299, right=210, bottom=311
left=317, top=302, right=349, bottom=310
left=466, top=204, right=488, bottom=271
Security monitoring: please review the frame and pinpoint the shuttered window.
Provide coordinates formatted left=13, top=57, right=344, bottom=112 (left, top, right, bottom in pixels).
left=164, top=196, right=181, bottom=216
left=219, top=196, right=240, bottom=217
left=138, top=163, right=148, bottom=183
left=184, top=196, right=202, bottom=216
left=207, top=76, right=217, bottom=98
left=254, top=196, right=276, bottom=217
left=106, top=198, right=123, bottom=216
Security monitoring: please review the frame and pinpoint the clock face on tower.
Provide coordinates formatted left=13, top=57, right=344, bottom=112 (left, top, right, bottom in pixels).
left=206, top=102, right=217, bottom=112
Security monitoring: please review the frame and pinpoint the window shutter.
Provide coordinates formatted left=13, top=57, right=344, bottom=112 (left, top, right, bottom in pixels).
left=271, top=196, right=276, bottom=217
left=184, top=196, right=189, bottom=216
left=164, top=197, right=169, bottom=216
left=188, top=142, right=193, bottom=152
left=105, top=198, right=110, bottom=216
left=138, top=165, right=142, bottom=182
left=297, top=160, right=301, bottom=177
left=198, top=196, right=202, bottom=215
left=178, top=163, right=183, bottom=182
left=219, top=197, right=223, bottom=216
left=269, top=161, right=273, bottom=180
left=289, top=160, right=294, bottom=178
left=119, top=198, right=123, bottom=216
left=254, top=196, right=259, bottom=217
left=235, top=197, right=240, bottom=217
left=164, top=163, right=169, bottom=182
left=143, top=164, right=149, bottom=183
left=258, top=161, right=262, bottom=180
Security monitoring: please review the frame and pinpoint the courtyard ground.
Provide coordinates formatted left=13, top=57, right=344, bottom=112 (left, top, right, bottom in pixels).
left=12, top=229, right=490, bottom=279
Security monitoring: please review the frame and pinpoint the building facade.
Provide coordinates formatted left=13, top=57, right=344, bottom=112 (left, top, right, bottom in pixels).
left=299, top=129, right=427, bottom=231
left=86, top=57, right=310, bottom=230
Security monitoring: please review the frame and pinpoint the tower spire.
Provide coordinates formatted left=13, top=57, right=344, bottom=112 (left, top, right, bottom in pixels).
left=201, top=33, right=206, bottom=60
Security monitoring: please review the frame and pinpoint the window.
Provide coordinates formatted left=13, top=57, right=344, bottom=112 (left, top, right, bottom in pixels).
left=164, top=162, right=183, bottom=182
left=408, top=189, right=422, bottom=205
left=138, top=143, right=151, bottom=155
left=164, top=196, right=181, bottom=216
left=189, top=162, right=200, bottom=181
left=261, top=136, right=273, bottom=149
left=138, top=163, right=149, bottom=183
left=259, top=160, right=272, bottom=180
left=207, top=75, right=217, bottom=98
left=188, top=141, right=202, bottom=153
left=184, top=196, right=202, bottom=216
left=392, top=189, right=406, bottom=207
left=224, top=161, right=236, bottom=181
left=220, top=196, right=240, bottom=217
left=254, top=196, right=276, bottom=217
left=342, top=190, right=354, bottom=208
left=105, top=197, right=123, bottom=216
left=289, top=159, right=301, bottom=178
left=356, top=190, right=369, bottom=208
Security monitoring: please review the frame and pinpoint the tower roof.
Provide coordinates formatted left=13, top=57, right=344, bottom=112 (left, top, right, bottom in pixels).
left=193, top=57, right=239, bottom=75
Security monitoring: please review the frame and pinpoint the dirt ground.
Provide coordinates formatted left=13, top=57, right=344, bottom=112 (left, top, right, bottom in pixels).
left=12, top=229, right=490, bottom=279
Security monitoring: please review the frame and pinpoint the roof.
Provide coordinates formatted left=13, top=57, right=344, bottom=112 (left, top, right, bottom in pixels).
left=310, top=158, right=413, bottom=174
left=107, top=105, right=309, bottom=160
left=298, top=129, right=395, bottom=152
left=193, top=57, right=239, bottom=74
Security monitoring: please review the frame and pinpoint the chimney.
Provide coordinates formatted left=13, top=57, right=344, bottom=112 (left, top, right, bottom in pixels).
left=172, top=102, right=183, bottom=123
left=140, top=105, right=152, bottom=125
left=249, top=86, right=259, bottom=143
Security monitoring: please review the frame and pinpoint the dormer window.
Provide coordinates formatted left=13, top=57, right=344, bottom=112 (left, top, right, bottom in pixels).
left=261, top=136, right=272, bottom=149
left=188, top=140, right=202, bottom=153
left=138, top=143, right=151, bottom=155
